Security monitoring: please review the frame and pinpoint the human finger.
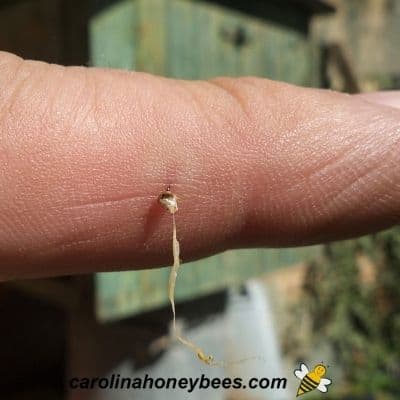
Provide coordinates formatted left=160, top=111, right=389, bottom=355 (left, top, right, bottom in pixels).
left=355, top=91, right=400, bottom=109
left=0, top=51, right=399, bottom=279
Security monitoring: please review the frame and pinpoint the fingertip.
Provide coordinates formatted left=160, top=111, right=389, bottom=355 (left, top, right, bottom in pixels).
left=355, top=91, right=400, bottom=110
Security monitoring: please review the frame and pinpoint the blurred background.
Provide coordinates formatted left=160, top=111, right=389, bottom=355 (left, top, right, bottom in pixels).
left=0, top=0, right=399, bottom=399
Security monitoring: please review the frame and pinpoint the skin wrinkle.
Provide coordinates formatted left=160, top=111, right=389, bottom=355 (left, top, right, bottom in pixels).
left=285, top=100, right=395, bottom=192
left=67, top=68, right=99, bottom=138
left=244, top=98, right=317, bottom=187
left=0, top=57, right=28, bottom=121
left=87, top=68, right=103, bottom=139
left=63, top=194, right=152, bottom=210
left=290, top=123, right=374, bottom=203
left=186, top=82, right=275, bottom=235
left=191, top=81, right=247, bottom=144
left=286, top=140, right=356, bottom=195
left=39, top=229, right=110, bottom=255
left=179, top=82, right=223, bottom=152
left=294, top=155, right=385, bottom=238
left=57, top=81, right=145, bottom=203
left=207, top=78, right=254, bottom=123
left=34, top=215, right=139, bottom=268
left=297, top=168, right=395, bottom=244
left=160, top=82, right=244, bottom=231
left=318, top=162, right=383, bottom=219
left=238, top=108, right=399, bottom=246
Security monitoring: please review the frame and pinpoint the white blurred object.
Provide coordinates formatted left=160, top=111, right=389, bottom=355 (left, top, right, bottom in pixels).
left=96, top=280, right=290, bottom=400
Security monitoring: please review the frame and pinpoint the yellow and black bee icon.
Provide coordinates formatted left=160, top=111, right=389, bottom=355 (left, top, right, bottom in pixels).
left=294, top=363, right=332, bottom=397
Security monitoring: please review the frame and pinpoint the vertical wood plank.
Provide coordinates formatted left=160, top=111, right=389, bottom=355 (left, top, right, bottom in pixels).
left=89, top=0, right=137, bottom=69
left=135, top=0, right=167, bottom=74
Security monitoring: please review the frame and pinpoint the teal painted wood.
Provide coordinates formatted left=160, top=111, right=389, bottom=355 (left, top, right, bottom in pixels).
left=165, top=0, right=314, bottom=83
left=135, top=0, right=168, bottom=74
left=90, top=0, right=321, bottom=321
left=89, top=0, right=138, bottom=69
left=96, top=246, right=322, bottom=322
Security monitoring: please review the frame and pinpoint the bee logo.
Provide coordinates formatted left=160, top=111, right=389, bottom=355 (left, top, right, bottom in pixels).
left=294, top=363, right=331, bottom=397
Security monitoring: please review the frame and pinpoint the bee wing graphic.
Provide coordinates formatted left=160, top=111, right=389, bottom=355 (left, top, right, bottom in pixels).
left=317, top=378, right=332, bottom=393
left=294, top=363, right=309, bottom=380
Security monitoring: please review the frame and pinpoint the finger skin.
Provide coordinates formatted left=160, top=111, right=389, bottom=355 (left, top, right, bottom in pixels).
left=356, top=91, right=400, bottom=110
left=0, top=51, right=399, bottom=279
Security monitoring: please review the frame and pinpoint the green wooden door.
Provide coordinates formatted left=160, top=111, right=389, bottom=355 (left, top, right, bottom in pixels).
left=90, top=0, right=322, bottom=322
left=165, top=0, right=312, bottom=83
